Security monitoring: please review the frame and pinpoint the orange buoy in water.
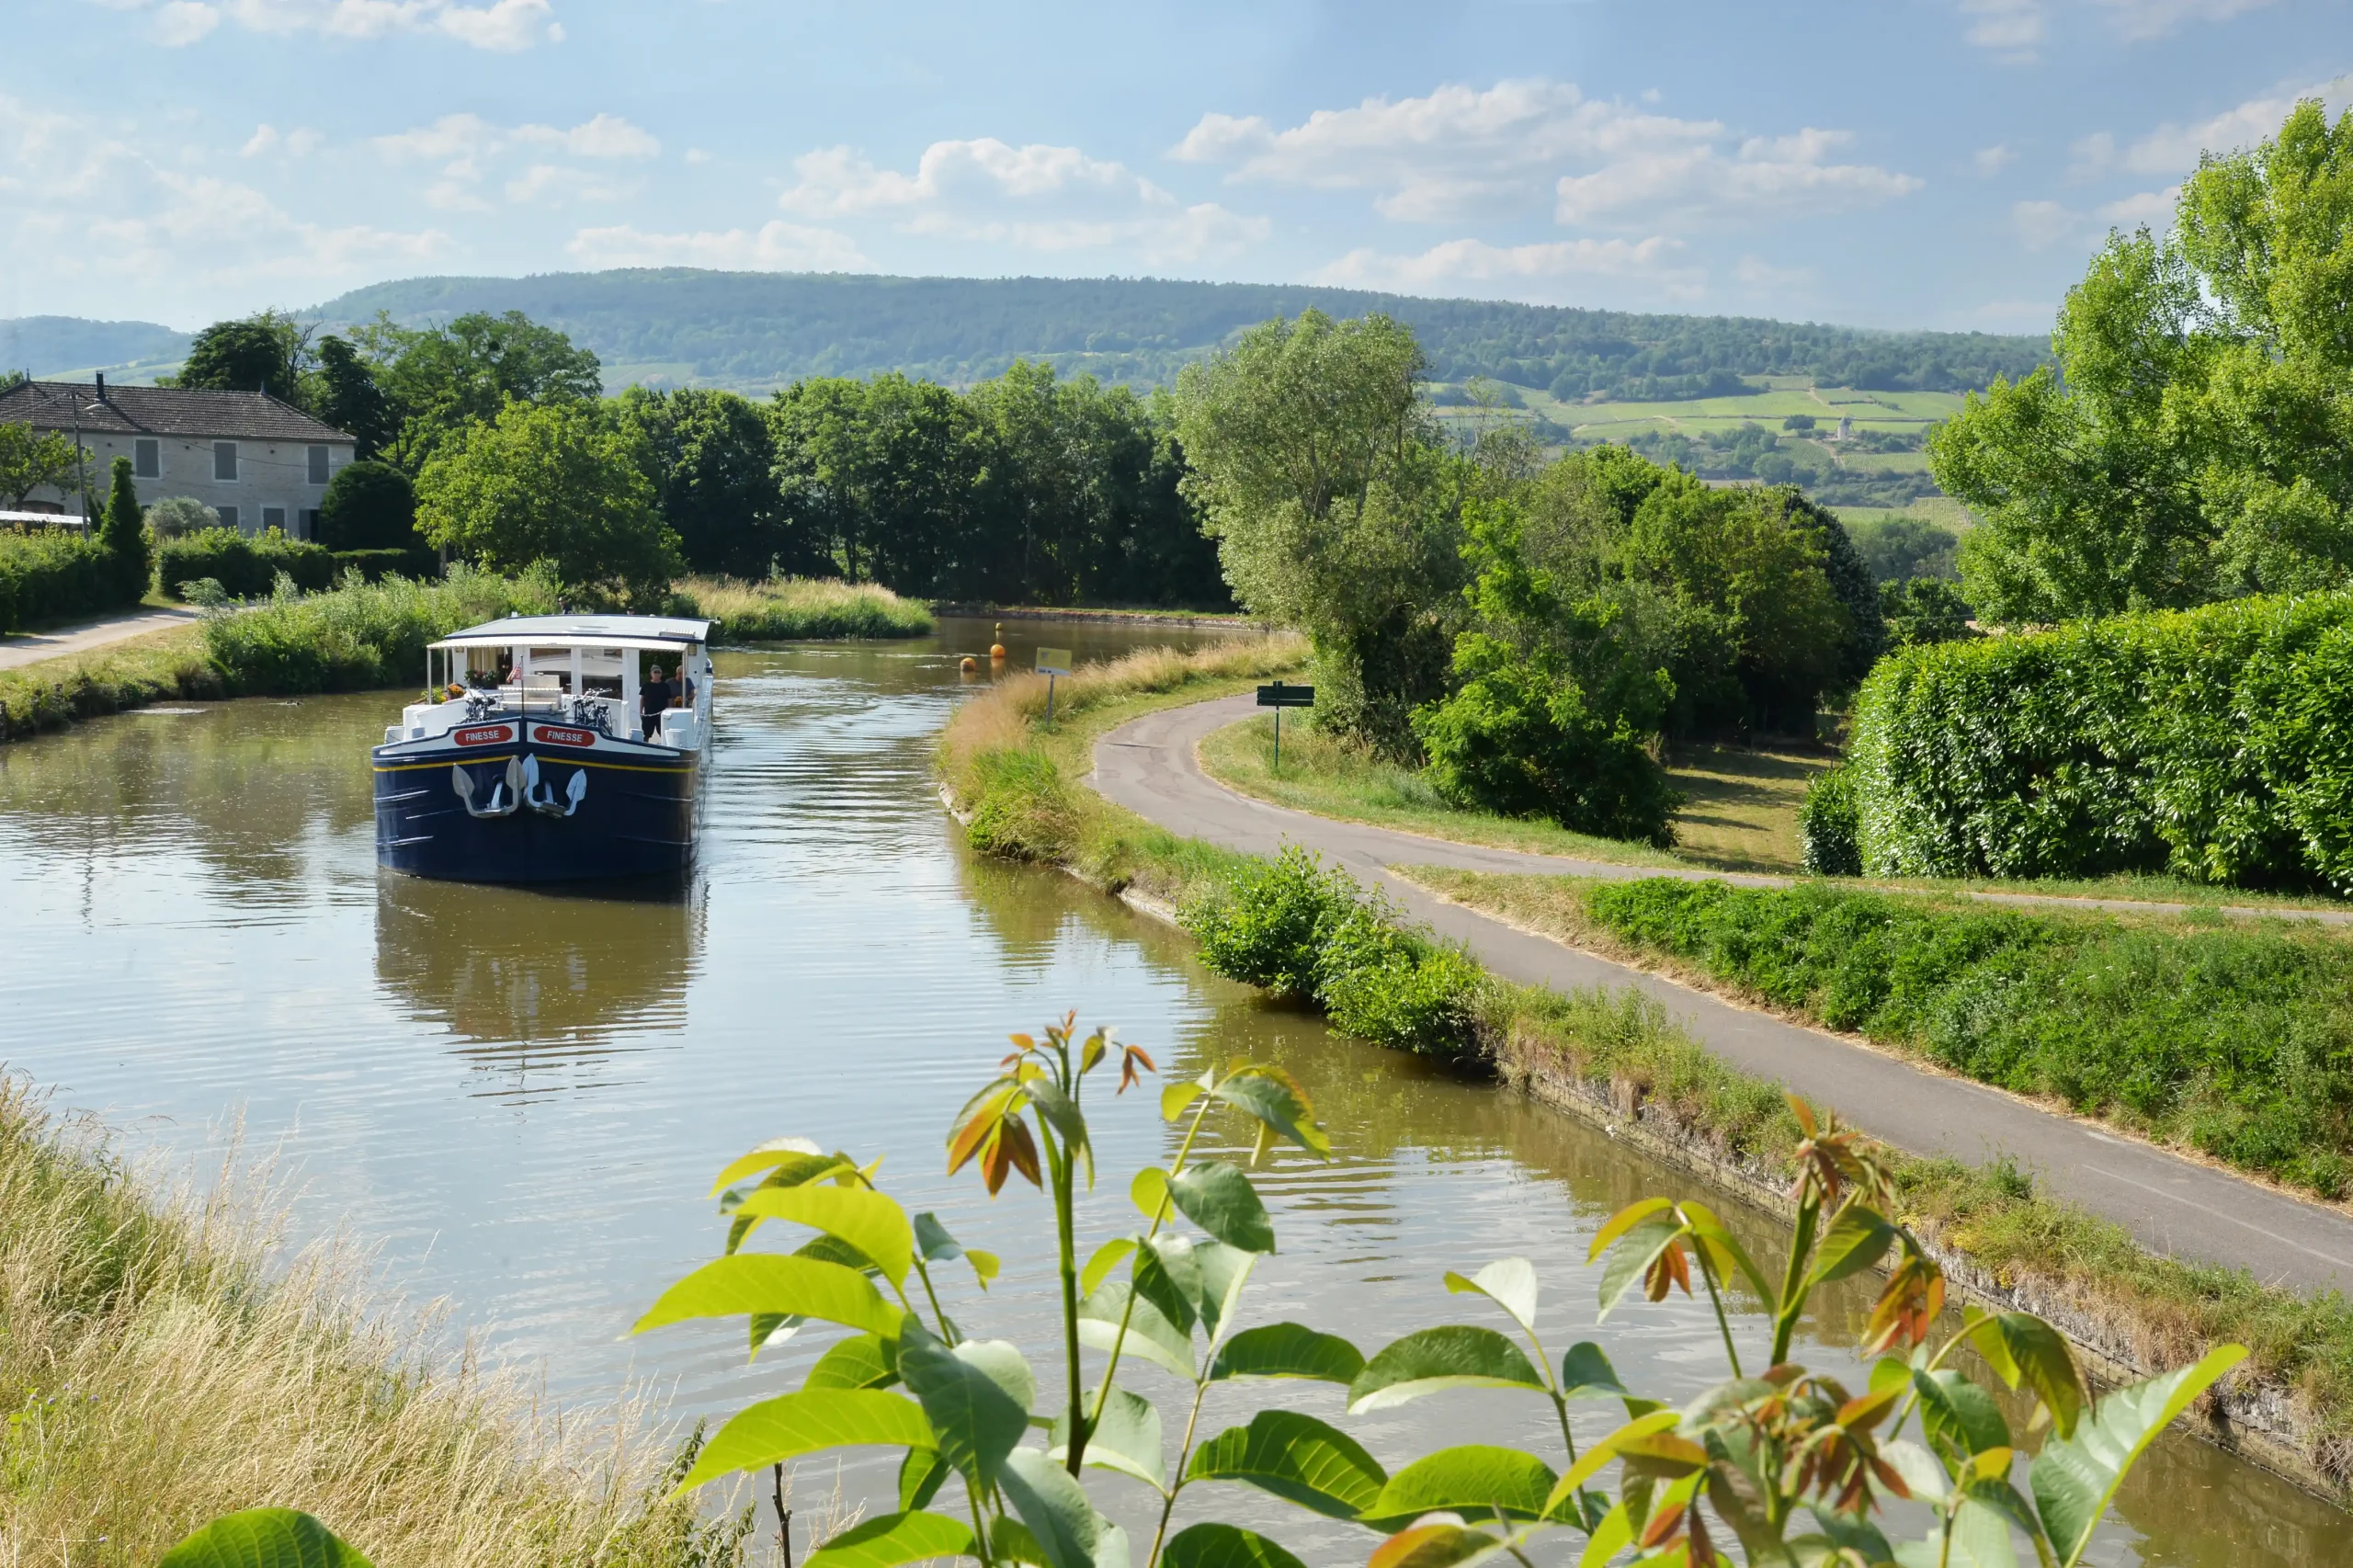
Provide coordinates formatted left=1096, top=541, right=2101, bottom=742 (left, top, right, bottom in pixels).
left=991, top=622, right=1006, bottom=661
left=960, top=655, right=978, bottom=673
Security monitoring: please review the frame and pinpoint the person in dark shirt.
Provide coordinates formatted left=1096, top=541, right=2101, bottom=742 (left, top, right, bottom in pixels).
left=640, top=665, right=676, bottom=735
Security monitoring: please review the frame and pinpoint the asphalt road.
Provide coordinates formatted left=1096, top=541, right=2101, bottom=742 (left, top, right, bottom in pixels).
left=0, top=604, right=197, bottom=673
left=1093, top=690, right=2353, bottom=1298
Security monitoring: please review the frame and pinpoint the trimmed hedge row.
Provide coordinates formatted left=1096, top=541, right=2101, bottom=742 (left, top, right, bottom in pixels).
left=156, top=528, right=335, bottom=600
left=1184, top=846, right=1481, bottom=1053
left=1582, top=875, right=2353, bottom=1197
left=0, top=528, right=131, bottom=632
left=1848, top=592, right=2353, bottom=892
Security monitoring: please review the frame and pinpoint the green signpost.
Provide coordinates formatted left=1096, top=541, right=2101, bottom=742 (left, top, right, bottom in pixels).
left=1037, top=646, right=1072, bottom=721
left=1256, top=681, right=1313, bottom=772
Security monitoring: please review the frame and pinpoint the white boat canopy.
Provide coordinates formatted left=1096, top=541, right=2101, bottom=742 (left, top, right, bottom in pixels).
left=428, top=614, right=713, bottom=653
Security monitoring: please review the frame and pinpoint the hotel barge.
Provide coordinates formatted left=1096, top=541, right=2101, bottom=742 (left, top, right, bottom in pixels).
left=372, top=615, right=714, bottom=883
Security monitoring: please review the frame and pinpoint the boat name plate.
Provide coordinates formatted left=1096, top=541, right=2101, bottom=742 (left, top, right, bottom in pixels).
left=532, top=725, right=597, bottom=748
left=454, top=724, right=515, bottom=747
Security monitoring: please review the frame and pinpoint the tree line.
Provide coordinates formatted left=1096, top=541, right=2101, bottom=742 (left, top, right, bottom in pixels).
left=159, top=309, right=1229, bottom=608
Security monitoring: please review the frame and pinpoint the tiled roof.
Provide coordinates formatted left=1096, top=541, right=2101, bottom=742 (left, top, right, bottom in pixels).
left=0, top=381, right=354, bottom=443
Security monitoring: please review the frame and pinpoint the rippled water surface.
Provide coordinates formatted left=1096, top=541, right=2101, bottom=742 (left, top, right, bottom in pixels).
left=0, top=618, right=2336, bottom=1565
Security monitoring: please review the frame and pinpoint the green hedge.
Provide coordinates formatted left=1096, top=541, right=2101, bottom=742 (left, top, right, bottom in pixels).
left=201, top=565, right=559, bottom=695
left=0, top=528, right=131, bottom=632
left=1184, top=846, right=1479, bottom=1053
left=1848, top=592, right=2353, bottom=892
left=1583, top=876, right=2353, bottom=1197
left=156, top=528, right=335, bottom=600
left=331, top=547, right=440, bottom=584
left=1797, top=764, right=1861, bottom=876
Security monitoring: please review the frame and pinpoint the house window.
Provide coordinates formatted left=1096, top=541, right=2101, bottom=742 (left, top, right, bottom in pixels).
left=134, top=438, right=160, bottom=479
left=217, top=506, right=240, bottom=532
left=307, top=446, right=330, bottom=484
left=299, top=508, right=322, bottom=540
left=262, top=506, right=287, bottom=534
left=213, top=442, right=238, bottom=482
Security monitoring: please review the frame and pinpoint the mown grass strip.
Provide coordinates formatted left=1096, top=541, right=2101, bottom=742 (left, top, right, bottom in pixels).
left=676, top=575, right=934, bottom=641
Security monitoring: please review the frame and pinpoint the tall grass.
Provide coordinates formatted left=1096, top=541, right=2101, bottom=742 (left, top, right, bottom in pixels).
left=202, top=566, right=561, bottom=695
left=0, top=625, right=220, bottom=744
left=0, top=1079, right=749, bottom=1566
left=674, top=577, right=933, bottom=641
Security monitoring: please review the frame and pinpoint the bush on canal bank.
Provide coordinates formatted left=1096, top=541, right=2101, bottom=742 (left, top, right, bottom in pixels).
left=672, top=574, right=933, bottom=641
left=0, top=528, right=130, bottom=633
left=940, top=634, right=2353, bottom=1478
left=0, top=1079, right=753, bottom=1566
left=156, top=528, right=336, bottom=601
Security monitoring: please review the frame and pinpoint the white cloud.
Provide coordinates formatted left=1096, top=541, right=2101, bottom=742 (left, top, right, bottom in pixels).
left=2097, top=185, right=2177, bottom=223
left=150, top=2, right=221, bottom=45
left=1173, top=79, right=1916, bottom=231
left=1312, top=235, right=1701, bottom=302
left=516, top=111, right=658, bottom=160
left=779, top=138, right=1268, bottom=262
left=567, top=221, right=867, bottom=272
left=2123, top=74, right=2351, bottom=171
left=684, top=148, right=712, bottom=165
left=240, top=123, right=279, bottom=157
left=2069, top=131, right=2117, bottom=177
left=1973, top=143, right=2018, bottom=176
left=2086, top=0, right=2279, bottom=40
left=1734, top=255, right=1813, bottom=292
left=1958, top=0, right=2279, bottom=56
left=374, top=110, right=655, bottom=209
left=503, top=163, right=636, bottom=205
left=1960, top=0, right=2045, bottom=57
left=102, top=0, right=561, bottom=51
left=2013, top=199, right=2080, bottom=249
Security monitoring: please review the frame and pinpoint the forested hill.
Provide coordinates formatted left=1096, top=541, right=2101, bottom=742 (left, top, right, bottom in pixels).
left=304, top=270, right=2050, bottom=400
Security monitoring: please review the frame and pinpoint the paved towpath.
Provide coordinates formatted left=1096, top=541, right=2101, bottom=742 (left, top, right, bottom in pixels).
left=1094, top=690, right=2353, bottom=1298
left=0, top=605, right=197, bottom=673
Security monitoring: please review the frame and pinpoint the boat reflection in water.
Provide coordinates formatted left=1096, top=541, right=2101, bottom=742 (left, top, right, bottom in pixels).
left=373, top=872, right=706, bottom=1102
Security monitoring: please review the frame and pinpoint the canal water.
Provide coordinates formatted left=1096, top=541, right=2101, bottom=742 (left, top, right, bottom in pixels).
left=0, top=617, right=2335, bottom=1565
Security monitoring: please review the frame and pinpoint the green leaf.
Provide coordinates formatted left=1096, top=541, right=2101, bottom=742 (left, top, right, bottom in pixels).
left=1077, top=1278, right=1196, bottom=1379
left=1193, top=1240, right=1256, bottom=1339
left=1443, top=1256, right=1538, bottom=1335
left=736, top=1185, right=914, bottom=1290
left=1082, top=1237, right=1138, bottom=1298
left=160, top=1509, right=372, bottom=1568
left=1169, top=1160, right=1276, bottom=1253
left=674, top=1390, right=935, bottom=1492
left=1539, top=1411, right=1682, bottom=1519
left=1897, top=1498, right=2022, bottom=1568
left=1159, top=1523, right=1307, bottom=1568
left=1559, top=1341, right=1626, bottom=1401
left=1136, top=1234, right=1204, bottom=1335
left=1027, top=1077, right=1095, bottom=1187
left=912, top=1211, right=964, bottom=1261
left=1915, top=1368, right=2010, bottom=1459
left=1677, top=1200, right=1776, bottom=1303
left=1208, top=1323, right=1364, bottom=1383
left=999, top=1447, right=1110, bottom=1568
left=1050, top=1382, right=1165, bottom=1491
left=800, top=1512, right=976, bottom=1568
left=897, top=1330, right=1035, bottom=1491
left=897, top=1447, right=949, bottom=1512
left=1185, top=1409, right=1388, bottom=1518
left=1809, top=1203, right=1899, bottom=1286
left=1798, top=1506, right=1893, bottom=1568
left=1595, top=1213, right=1685, bottom=1321
left=1364, top=1444, right=1559, bottom=1525
left=1575, top=1506, right=1631, bottom=1568
left=1367, top=1520, right=1507, bottom=1568
left=632, top=1255, right=905, bottom=1339
left=1211, top=1066, right=1330, bottom=1157
left=708, top=1137, right=832, bottom=1195
left=1161, top=1081, right=1205, bottom=1123
left=992, top=1517, right=1049, bottom=1568
left=1584, top=1197, right=1671, bottom=1261
left=2030, top=1345, right=2246, bottom=1567
left=1348, top=1324, right=1546, bottom=1413
left=1131, top=1166, right=1173, bottom=1224
left=805, top=1331, right=901, bottom=1392
left=1968, top=1312, right=2087, bottom=1439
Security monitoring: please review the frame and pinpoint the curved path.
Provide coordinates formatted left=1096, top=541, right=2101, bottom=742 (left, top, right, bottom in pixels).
left=1095, top=691, right=2353, bottom=1298
left=0, top=604, right=197, bottom=673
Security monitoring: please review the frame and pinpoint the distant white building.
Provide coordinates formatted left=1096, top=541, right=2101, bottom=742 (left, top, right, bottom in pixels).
left=0, top=376, right=357, bottom=540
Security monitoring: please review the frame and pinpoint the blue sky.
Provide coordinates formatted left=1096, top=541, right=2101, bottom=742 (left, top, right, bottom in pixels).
left=3, top=0, right=2346, bottom=334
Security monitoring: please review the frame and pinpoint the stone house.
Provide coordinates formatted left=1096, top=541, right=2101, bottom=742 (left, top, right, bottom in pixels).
left=0, top=375, right=357, bottom=539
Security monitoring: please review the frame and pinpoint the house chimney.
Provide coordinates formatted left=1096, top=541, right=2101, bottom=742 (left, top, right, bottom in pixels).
left=95, top=371, right=107, bottom=401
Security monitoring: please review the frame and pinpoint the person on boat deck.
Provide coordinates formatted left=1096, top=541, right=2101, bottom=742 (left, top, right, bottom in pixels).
left=640, top=665, right=676, bottom=734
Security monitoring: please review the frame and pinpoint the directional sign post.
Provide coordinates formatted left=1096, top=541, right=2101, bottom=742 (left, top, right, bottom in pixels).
left=1036, top=646, right=1073, bottom=722
left=1256, top=680, right=1314, bottom=772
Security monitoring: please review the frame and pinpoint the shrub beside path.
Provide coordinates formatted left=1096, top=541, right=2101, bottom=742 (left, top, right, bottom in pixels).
left=0, top=603, right=197, bottom=672
left=1094, top=688, right=2353, bottom=1297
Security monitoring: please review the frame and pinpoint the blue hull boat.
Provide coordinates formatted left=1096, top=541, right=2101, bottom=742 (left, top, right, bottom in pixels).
left=371, top=614, right=714, bottom=884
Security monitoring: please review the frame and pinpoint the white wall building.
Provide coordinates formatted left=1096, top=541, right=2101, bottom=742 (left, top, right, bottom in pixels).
left=0, top=376, right=357, bottom=539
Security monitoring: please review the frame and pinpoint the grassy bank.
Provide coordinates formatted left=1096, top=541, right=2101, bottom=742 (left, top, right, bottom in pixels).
left=676, top=576, right=933, bottom=641
left=1407, top=869, right=2353, bottom=1201
left=943, top=644, right=2353, bottom=1486
left=0, top=1079, right=746, bottom=1566
left=1197, top=713, right=1827, bottom=874
left=0, top=570, right=559, bottom=745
